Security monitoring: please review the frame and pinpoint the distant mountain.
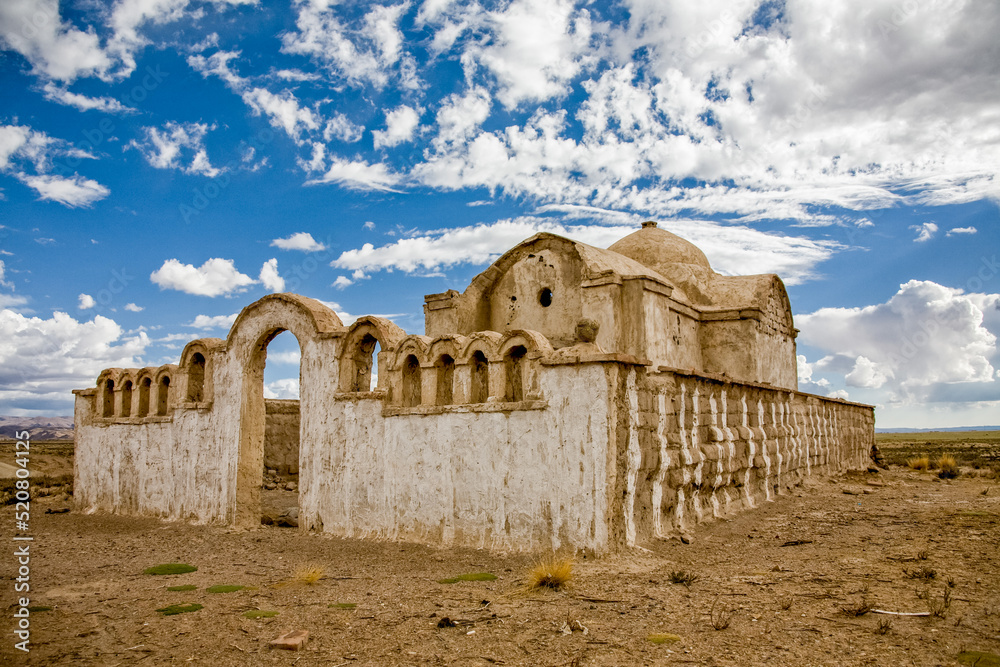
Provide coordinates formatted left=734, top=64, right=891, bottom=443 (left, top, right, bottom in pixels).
left=0, top=416, right=74, bottom=440
left=876, top=425, right=1000, bottom=433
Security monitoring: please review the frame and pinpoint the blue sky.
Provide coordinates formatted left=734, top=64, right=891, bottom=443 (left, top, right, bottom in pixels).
left=0, top=0, right=997, bottom=428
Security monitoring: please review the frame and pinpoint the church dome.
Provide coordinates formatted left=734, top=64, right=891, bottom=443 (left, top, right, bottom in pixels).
left=608, top=221, right=715, bottom=304
left=609, top=221, right=712, bottom=272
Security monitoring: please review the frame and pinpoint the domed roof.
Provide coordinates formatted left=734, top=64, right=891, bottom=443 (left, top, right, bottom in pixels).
left=608, top=222, right=715, bottom=304
left=608, top=221, right=713, bottom=273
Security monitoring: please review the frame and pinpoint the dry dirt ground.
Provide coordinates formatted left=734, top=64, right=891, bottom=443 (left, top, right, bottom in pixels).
left=2, top=441, right=1000, bottom=666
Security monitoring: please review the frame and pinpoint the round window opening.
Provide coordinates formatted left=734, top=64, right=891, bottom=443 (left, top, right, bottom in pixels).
left=539, top=288, right=553, bottom=307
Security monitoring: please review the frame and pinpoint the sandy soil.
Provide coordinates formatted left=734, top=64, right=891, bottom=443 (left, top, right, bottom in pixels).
left=2, top=461, right=999, bottom=666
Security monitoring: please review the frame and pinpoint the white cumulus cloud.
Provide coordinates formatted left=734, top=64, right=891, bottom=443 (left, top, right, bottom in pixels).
left=798, top=280, right=998, bottom=401
left=150, top=258, right=256, bottom=297
left=187, top=313, right=238, bottom=329
left=0, top=308, right=149, bottom=414
left=373, top=105, right=420, bottom=149
left=259, top=258, right=285, bottom=292
left=129, top=121, right=223, bottom=177
left=78, top=293, right=96, bottom=310
left=271, top=232, right=327, bottom=252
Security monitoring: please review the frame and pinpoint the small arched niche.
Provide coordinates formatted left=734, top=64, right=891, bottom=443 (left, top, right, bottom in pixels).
left=156, top=375, right=171, bottom=416
left=137, top=376, right=152, bottom=417
left=435, top=354, right=455, bottom=405
left=402, top=355, right=421, bottom=407
left=102, top=379, right=115, bottom=418
left=120, top=380, right=133, bottom=418
left=470, top=351, right=489, bottom=403
left=187, top=352, right=206, bottom=402
left=503, top=345, right=527, bottom=402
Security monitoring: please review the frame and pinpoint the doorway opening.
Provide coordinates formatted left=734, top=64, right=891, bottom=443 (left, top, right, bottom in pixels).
left=236, top=328, right=302, bottom=529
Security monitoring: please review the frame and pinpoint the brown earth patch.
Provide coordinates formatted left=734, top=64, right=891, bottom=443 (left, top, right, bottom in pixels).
left=2, top=445, right=999, bottom=665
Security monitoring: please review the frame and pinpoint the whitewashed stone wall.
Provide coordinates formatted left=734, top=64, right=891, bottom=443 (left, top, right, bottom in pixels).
left=73, top=294, right=874, bottom=554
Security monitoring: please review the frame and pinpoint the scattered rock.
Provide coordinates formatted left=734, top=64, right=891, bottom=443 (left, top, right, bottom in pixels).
left=277, top=507, right=299, bottom=527
left=437, top=617, right=457, bottom=628
left=269, top=629, right=308, bottom=651
left=266, top=468, right=277, bottom=476
left=560, top=620, right=589, bottom=635
left=679, top=533, right=694, bottom=545
left=285, top=481, right=297, bottom=491
left=45, top=508, right=70, bottom=514
left=264, top=482, right=277, bottom=490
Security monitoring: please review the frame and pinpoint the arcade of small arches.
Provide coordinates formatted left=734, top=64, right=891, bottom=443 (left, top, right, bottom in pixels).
left=93, top=318, right=565, bottom=425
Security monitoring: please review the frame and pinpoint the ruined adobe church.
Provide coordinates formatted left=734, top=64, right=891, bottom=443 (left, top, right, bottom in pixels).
left=73, top=222, right=874, bottom=553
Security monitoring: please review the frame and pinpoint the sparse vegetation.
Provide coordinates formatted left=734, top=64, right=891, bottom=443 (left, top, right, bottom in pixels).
left=930, top=587, right=952, bottom=617
left=646, top=633, right=682, bottom=644
left=710, top=596, right=731, bottom=630
left=293, top=564, right=325, bottom=585
left=527, top=558, right=573, bottom=590
left=904, top=566, right=937, bottom=580
left=156, top=603, right=202, bottom=616
left=875, top=617, right=893, bottom=635
left=842, top=599, right=872, bottom=617
left=957, top=650, right=1000, bottom=667
left=206, top=584, right=246, bottom=593
left=668, top=570, right=699, bottom=587
left=917, top=549, right=930, bottom=561
left=908, top=456, right=931, bottom=471
left=438, top=572, right=499, bottom=584
left=166, top=584, right=197, bottom=592
left=329, top=602, right=357, bottom=609
left=779, top=597, right=794, bottom=611
left=143, top=563, right=197, bottom=576
left=876, top=431, right=1000, bottom=470
left=243, top=610, right=279, bottom=618
left=938, top=454, right=960, bottom=479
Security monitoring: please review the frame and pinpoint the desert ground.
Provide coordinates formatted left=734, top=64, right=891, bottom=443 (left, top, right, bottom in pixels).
left=2, top=433, right=999, bottom=666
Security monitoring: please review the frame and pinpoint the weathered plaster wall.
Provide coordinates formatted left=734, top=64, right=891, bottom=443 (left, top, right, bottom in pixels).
left=264, top=399, right=300, bottom=474
left=299, top=362, right=615, bottom=553
left=623, top=368, right=873, bottom=544
left=487, top=248, right=583, bottom=348
left=73, top=353, right=235, bottom=523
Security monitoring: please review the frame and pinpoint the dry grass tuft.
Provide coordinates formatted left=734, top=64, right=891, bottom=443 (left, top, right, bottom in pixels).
left=710, top=596, right=732, bottom=630
left=904, top=566, right=937, bottom=580
left=842, top=599, right=872, bottom=617
left=293, top=564, right=326, bottom=585
left=930, top=587, right=952, bottom=617
left=668, top=570, right=699, bottom=587
left=274, top=564, right=326, bottom=588
left=937, top=455, right=960, bottom=479
left=528, top=557, right=573, bottom=590
left=907, top=456, right=931, bottom=471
